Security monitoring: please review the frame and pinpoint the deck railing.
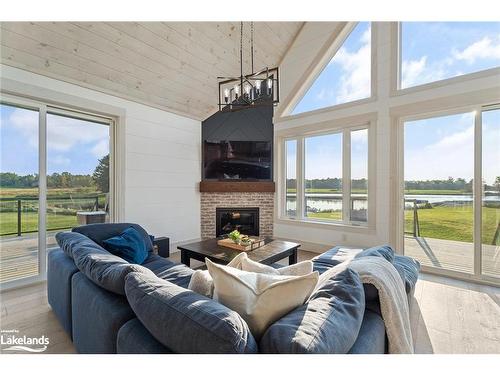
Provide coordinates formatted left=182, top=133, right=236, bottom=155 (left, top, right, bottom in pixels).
left=0, top=194, right=106, bottom=237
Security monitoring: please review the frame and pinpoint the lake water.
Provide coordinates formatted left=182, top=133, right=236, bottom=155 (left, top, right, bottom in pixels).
left=286, top=193, right=500, bottom=212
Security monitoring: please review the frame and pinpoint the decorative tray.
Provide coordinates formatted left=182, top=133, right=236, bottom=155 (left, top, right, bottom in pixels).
left=217, top=237, right=265, bottom=252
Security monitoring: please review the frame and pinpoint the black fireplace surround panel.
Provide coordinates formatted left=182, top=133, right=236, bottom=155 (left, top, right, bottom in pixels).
left=216, top=207, right=259, bottom=237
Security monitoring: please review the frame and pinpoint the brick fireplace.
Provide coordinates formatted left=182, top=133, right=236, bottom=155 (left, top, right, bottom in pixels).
left=200, top=191, right=274, bottom=239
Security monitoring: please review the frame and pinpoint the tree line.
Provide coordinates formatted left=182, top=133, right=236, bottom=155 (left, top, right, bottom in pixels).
left=287, top=177, right=500, bottom=191
left=0, top=155, right=109, bottom=193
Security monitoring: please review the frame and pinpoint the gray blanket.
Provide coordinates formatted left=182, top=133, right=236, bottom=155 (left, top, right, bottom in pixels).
left=349, top=257, right=414, bottom=354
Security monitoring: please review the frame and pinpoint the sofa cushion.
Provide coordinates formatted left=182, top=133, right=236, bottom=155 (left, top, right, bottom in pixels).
left=312, top=246, right=363, bottom=267
left=354, top=245, right=395, bottom=263
left=56, top=231, right=154, bottom=295
left=259, top=263, right=365, bottom=354
left=72, top=223, right=153, bottom=253
left=103, top=226, right=149, bottom=264
left=348, top=310, right=387, bottom=354
left=117, top=318, right=172, bottom=354
left=141, top=254, right=194, bottom=289
left=125, top=271, right=258, bottom=354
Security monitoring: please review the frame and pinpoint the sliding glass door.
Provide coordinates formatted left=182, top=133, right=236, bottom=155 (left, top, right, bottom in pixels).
left=401, top=105, right=500, bottom=283
left=0, top=95, right=113, bottom=288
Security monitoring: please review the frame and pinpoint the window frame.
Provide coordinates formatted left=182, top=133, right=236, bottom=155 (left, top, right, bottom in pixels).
left=395, top=22, right=500, bottom=94
left=278, top=119, right=376, bottom=229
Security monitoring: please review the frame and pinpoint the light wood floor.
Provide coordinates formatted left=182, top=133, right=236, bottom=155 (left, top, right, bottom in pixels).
left=1, top=250, right=499, bottom=354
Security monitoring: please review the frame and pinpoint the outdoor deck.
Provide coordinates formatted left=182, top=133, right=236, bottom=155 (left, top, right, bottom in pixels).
left=0, top=234, right=58, bottom=283
left=404, top=236, right=499, bottom=277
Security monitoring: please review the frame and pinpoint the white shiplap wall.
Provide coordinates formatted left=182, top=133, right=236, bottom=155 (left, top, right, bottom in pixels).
left=0, top=64, right=201, bottom=248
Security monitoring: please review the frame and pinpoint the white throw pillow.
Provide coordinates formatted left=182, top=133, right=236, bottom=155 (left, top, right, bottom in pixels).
left=188, top=252, right=247, bottom=297
left=206, top=258, right=319, bottom=339
left=240, top=257, right=313, bottom=276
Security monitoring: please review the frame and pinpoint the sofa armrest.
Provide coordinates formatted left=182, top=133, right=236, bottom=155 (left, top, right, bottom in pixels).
left=153, top=237, right=170, bottom=258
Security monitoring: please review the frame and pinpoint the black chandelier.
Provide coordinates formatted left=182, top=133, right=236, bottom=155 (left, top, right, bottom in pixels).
left=217, top=22, right=279, bottom=112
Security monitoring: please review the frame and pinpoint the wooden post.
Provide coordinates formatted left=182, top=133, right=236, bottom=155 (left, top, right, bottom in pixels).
left=95, top=196, right=99, bottom=211
left=17, top=199, right=22, bottom=236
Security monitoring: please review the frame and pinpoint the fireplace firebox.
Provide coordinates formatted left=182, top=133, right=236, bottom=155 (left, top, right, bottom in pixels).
left=215, top=207, right=259, bottom=237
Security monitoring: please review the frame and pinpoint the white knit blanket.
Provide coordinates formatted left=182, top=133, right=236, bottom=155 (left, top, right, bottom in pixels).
left=349, top=257, right=414, bottom=354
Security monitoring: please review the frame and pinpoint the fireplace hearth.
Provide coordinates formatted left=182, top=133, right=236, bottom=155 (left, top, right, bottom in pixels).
left=216, top=207, right=259, bottom=237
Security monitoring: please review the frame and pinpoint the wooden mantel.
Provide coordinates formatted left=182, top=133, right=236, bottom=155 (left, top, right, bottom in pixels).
left=199, top=180, right=275, bottom=193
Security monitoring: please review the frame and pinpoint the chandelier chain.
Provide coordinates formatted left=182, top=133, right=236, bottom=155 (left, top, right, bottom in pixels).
left=240, top=21, right=243, bottom=85
left=251, top=22, right=254, bottom=74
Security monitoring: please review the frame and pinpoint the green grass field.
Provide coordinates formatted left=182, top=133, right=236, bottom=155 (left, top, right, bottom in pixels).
left=0, top=187, right=105, bottom=236
left=307, top=211, right=343, bottom=220
left=0, top=187, right=100, bottom=198
left=405, top=205, right=498, bottom=244
left=303, top=205, right=498, bottom=245
left=0, top=211, right=78, bottom=235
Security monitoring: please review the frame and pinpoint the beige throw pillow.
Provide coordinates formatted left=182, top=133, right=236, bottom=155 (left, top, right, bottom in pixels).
left=188, top=252, right=247, bottom=297
left=206, top=258, right=319, bottom=339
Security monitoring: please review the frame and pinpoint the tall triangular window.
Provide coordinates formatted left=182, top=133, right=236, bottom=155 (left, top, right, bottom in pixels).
left=291, top=22, right=372, bottom=115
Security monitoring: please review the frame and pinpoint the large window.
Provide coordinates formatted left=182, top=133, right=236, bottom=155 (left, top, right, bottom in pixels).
left=291, top=22, right=372, bottom=115
left=399, top=22, right=500, bottom=89
left=283, top=125, right=370, bottom=226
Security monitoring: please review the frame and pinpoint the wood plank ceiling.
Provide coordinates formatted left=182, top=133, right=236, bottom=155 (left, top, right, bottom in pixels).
left=0, top=22, right=303, bottom=120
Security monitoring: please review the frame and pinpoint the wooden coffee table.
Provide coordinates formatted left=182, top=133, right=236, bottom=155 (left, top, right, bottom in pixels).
left=177, top=238, right=300, bottom=268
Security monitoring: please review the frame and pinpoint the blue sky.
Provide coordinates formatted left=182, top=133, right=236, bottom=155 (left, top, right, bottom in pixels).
left=0, top=104, right=109, bottom=176
left=287, top=22, right=499, bottom=183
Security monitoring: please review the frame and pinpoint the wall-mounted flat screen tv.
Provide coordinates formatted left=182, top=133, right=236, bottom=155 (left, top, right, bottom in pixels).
left=203, top=140, right=272, bottom=180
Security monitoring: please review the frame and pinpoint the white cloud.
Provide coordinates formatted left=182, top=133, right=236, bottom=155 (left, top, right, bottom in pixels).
left=7, top=108, right=109, bottom=155
left=91, top=139, right=110, bottom=158
left=401, top=56, right=448, bottom=88
left=402, top=34, right=500, bottom=88
left=49, top=155, right=71, bottom=166
left=332, top=26, right=371, bottom=104
left=453, top=36, right=500, bottom=64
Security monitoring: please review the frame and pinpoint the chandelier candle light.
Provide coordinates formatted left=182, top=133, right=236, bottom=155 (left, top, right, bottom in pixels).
left=218, top=22, right=279, bottom=111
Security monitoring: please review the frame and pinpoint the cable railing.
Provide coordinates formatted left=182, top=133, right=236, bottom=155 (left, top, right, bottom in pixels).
left=0, top=194, right=107, bottom=237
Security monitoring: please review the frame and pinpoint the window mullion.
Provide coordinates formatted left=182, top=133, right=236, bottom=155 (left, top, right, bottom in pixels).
left=38, top=105, right=47, bottom=279
left=342, top=130, right=351, bottom=223
left=474, top=109, right=482, bottom=276
left=297, top=137, right=305, bottom=219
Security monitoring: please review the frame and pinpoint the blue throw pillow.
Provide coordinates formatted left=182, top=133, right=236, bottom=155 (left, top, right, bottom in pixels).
left=103, top=226, right=149, bottom=264
left=354, top=245, right=395, bottom=263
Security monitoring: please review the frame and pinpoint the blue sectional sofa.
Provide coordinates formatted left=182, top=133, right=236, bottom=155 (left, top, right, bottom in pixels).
left=47, top=223, right=420, bottom=354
